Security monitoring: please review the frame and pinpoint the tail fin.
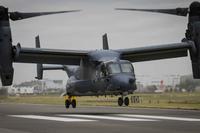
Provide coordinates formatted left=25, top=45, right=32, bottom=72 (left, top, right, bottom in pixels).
left=34, top=35, right=67, bottom=79
left=35, top=35, right=40, bottom=48
left=103, top=33, right=109, bottom=50
left=35, top=64, right=43, bottom=79
left=35, top=36, right=43, bottom=79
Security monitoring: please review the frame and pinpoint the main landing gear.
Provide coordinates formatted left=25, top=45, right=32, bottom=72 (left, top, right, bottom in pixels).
left=65, top=96, right=77, bottom=109
left=118, top=96, right=129, bottom=106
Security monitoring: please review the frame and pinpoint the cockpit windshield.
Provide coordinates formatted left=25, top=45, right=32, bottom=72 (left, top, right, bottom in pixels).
left=121, top=63, right=133, bottom=73
left=107, top=63, right=121, bottom=74
left=103, top=61, right=134, bottom=75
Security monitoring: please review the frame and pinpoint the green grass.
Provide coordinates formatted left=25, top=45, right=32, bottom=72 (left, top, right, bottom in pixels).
left=1, top=92, right=200, bottom=110
left=129, top=92, right=200, bottom=110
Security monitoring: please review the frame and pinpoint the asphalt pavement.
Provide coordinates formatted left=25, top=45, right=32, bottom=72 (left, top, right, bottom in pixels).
left=0, top=103, right=200, bottom=133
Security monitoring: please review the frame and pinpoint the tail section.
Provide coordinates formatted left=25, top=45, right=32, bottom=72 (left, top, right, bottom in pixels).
left=34, top=36, right=78, bottom=79
left=35, top=36, right=65, bottom=79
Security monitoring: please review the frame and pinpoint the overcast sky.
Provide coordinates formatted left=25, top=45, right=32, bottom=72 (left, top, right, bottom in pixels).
left=1, top=0, right=197, bottom=85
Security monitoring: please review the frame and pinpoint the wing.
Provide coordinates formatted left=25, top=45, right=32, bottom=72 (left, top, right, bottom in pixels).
left=13, top=44, right=89, bottom=65
left=116, top=42, right=195, bottom=62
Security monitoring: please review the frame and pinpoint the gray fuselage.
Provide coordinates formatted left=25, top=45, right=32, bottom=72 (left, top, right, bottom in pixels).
left=66, top=50, right=137, bottom=96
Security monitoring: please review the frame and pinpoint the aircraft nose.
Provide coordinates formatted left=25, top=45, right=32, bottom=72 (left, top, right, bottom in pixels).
left=111, top=74, right=136, bottom=90
left=129, top=78, right=135, bottom=85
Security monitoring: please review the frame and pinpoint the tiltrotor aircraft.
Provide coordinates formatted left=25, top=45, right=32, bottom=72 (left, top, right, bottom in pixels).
left=0, top=2, right=200, bottom=108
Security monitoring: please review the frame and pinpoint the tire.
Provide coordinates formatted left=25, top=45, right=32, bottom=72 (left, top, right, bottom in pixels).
left=71, top=99, right=76, bottom=108
left=65, top=99, right=70, bottom=108
left=118, top=97, right=123, bottom=106
left=124, top=97, right=129, bottom=106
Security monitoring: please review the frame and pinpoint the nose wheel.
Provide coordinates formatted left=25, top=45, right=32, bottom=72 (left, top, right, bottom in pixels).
left=65, top=96, right=77, bottom=109
left=118, top=96, right=129, bottom=106
left=124, top=97, right=129, bottom=106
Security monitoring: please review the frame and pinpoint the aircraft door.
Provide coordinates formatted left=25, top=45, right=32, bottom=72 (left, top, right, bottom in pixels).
left=94, top=63, right=109, bottom=92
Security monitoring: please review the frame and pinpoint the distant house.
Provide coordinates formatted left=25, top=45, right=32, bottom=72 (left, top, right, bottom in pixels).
left=8, top=86, right=35, bottom=95
left=8, top=79, right=65, bottom=95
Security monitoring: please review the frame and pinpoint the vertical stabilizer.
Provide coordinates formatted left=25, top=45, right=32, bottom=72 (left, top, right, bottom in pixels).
left=35, top=35, right=40, bottom=48
left=35, top=35, right=43, bottom=79
left=103, top=33, right=109, bottom=50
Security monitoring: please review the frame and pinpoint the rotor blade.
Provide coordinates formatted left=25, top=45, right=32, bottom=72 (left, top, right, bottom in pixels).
left=115, top=8, right=189, bottom=16
left=9, top=10, right=81, bottom=21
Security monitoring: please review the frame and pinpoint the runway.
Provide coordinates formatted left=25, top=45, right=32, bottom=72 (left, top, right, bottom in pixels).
left=0, top=103, right=200, bottom=133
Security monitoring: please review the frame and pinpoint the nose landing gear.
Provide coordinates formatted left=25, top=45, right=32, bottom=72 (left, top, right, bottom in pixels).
left=118, top=96, right=129, bottom=106
left=124, top=97, right=129, bottom=106
left=65, top=96, right=77, bottom=109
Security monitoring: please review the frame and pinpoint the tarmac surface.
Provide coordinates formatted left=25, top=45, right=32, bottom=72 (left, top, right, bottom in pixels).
left=0, top=103, right=200, bottom=133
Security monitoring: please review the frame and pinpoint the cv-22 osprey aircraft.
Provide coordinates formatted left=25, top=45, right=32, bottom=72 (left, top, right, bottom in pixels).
left=0, top=1, right=200, bottom=108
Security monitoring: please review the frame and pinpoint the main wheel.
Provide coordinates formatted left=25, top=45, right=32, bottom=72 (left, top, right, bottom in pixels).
left=124, top=97, right=129, bottom=106
left=65, top=99, right=70, bottom=108
left=71, top=99, right=76, bottom=108
left=118, top=97, right=123, bottom=106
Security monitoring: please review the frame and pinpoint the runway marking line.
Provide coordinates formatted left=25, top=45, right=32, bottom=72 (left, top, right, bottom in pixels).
left=117, top=114, right=200, bottom=122
left=9, top=115, right=96, bottom=122
left=10, top=114, right=199, bottom=122
left=58, top=114, right=158, bottom=121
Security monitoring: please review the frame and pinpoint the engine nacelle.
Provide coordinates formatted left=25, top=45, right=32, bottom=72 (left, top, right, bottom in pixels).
left=186, top=2, right=200, bottom=78
left=0, top=6, right=14, bottom=86
left=189, top=22, right=200, bottom=78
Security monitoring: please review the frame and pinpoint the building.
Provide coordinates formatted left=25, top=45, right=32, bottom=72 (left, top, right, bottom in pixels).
left=8, top=86, right=34, bottom=95
left=8, top=79, right=65, bottom=95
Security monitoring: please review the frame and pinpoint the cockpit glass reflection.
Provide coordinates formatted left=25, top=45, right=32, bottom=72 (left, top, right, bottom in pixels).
left=121, top=63, right=133, bottom=73
left=107, top=63, right=121, bottom=74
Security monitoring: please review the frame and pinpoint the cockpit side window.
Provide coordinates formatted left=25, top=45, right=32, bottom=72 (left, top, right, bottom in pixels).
left=107, top=63, right=121, bottom=74
left=121, top=63, right=133, bottom=73
left=99, top=64, right=108, bottom=77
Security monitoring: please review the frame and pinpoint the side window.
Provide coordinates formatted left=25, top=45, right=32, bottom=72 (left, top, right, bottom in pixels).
left=107, top=63, right=121, bottom=74
left=121, top=63, right=133, bottom=73
left=100, top=65, right=107, bottom=77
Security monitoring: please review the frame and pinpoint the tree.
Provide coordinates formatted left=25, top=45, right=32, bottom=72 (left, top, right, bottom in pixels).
left=178, top=79, right=200, bottom=92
